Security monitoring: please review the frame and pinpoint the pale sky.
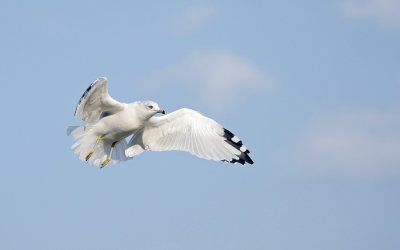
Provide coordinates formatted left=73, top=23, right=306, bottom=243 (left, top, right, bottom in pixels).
left=1, top=1, right=399, bottom=249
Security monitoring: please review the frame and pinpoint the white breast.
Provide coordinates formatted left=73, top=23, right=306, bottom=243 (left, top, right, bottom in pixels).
left=94, top=105, right=146, bottom=142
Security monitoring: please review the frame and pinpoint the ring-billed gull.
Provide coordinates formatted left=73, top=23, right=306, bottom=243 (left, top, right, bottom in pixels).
left=67, top=77, right=254, bottom=167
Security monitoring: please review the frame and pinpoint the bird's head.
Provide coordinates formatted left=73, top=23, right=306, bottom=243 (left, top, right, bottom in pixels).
left=139, top=101, right=165, bottom=118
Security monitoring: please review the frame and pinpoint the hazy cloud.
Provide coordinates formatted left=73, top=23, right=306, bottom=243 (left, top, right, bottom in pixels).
left=145, top=50, right=274, bottom=108
left=340, top=0, right=400, bottom=27
left=173, top=5, right=216, bottom=34
left=293, top=107, right=400, bottom=178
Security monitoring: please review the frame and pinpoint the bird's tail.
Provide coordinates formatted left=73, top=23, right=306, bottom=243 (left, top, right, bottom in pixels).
left=67, top=126, right=129, bottom=166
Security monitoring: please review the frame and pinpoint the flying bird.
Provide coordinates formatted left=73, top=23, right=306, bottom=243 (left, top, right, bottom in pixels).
left=67, top=77, right=254, bottom=167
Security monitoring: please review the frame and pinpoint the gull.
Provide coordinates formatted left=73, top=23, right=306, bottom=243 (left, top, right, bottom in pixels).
left=67, top=77, right=254, bottom=167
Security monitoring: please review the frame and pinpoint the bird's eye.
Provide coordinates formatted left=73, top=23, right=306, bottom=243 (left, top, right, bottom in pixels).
left=147, top=105, right=153, bottom=109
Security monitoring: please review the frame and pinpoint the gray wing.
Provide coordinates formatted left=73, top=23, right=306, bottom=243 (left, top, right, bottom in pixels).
left=74, top=77, right=126, bottom=123
left=126, top=108, right=253, bottom=165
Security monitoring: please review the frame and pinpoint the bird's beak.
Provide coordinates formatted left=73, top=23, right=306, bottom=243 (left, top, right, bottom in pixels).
left=158, top=109, right=166, bottom=114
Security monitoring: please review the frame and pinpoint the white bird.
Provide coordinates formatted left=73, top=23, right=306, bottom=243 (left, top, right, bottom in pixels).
left=67, top=77, right=254, bottom=167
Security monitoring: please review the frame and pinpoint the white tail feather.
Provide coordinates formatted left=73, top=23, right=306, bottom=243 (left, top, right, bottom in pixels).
left=67, top=126, right=130, bottom=166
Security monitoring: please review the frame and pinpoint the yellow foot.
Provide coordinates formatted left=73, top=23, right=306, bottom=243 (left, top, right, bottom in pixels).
left=86, top=135, right=103, bottom=161
left=85, top=151, right=94, bottom=161
left=101, top=158, right=111, bottom=168
left=100, top=141, right=117, bottom=168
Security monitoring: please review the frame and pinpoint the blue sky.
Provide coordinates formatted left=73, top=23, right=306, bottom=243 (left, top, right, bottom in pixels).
left=1, top=0, right=399, bottom=249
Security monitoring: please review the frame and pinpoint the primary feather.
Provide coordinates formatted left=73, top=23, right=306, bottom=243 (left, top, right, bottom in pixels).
left=74, top=77, right=125, bottom=124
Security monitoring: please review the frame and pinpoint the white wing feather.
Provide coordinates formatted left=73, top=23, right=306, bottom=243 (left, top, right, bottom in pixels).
left=74, top=77, right=125, bottom=123
left=127, top=108, right=253, bottom=164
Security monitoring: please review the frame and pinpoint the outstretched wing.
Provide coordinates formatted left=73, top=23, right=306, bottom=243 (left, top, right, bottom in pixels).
left=74, top=77, right=126, bottom=123
left=129, top=108, right=253, bottom=165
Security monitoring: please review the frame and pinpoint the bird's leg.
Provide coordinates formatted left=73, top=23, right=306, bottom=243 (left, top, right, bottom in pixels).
left=101, top=141, right=117, bottom=168
left=86, top=134, right=103, bottom=161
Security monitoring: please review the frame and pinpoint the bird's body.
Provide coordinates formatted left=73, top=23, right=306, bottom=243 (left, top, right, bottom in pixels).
left=93, top=103, right=144, bottom=142
left=67, top=77, right=254, bottom=167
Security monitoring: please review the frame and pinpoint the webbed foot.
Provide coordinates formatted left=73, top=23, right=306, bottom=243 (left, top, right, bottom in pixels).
left=85, top=152, right=93, bottom=161
left=101, top=158, right=111, bottom=168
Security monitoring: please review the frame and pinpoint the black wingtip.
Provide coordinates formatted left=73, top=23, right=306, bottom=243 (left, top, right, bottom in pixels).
left=222, top=128, right=254, bottom=165
left=74, top=78, right=99, bottom=116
